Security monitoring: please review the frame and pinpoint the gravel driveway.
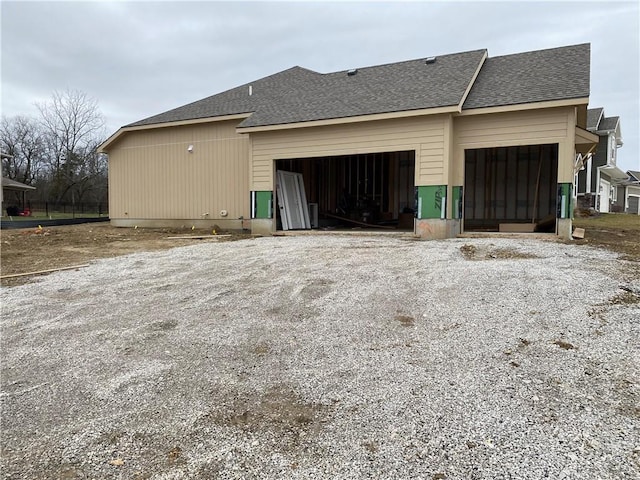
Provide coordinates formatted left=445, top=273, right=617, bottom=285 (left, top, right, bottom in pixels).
left=1, top=234, right=638, bottom=479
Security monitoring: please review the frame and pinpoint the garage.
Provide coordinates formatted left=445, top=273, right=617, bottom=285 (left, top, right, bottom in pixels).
left=463, top=144, right=559, bottom=232
left=275, top=150, right=416, bottom=230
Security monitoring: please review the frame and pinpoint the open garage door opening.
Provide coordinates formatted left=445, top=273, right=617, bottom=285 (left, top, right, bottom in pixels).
left=464, top=144, right=559, bottom=233
left=275, top=151, right=415, bottom=231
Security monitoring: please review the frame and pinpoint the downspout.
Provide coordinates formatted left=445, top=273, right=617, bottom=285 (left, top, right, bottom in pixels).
left=595, top=166, right=602, bottom=211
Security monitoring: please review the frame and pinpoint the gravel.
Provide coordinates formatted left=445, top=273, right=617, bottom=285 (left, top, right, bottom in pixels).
left=1, top=234, right=639, bottom=479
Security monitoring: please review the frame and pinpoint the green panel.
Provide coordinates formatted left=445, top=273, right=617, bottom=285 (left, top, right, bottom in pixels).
left=557, top=183, right=572, bottom=219
left=452, top=186, right=463, bottom=219
left=416, top=185, right=447, bottom=219
left=253, top=191, right=273, bottom=219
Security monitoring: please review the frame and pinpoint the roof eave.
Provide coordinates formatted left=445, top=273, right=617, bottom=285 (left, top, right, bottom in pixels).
left=457, top=97, right=590, bottom=117
left=235, top=105, right=459, bottom=133
left=99, top=113, right=253, bottom=153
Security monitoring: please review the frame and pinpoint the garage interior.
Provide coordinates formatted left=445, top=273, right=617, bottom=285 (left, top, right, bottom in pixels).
left=464, top=144, right=559, bottom=232
left=275, top=150, right=415, bottom=230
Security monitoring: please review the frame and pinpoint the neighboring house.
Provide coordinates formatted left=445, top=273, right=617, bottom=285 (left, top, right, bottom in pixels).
left=620, top=170, right=640, bottom=214
left=100, top=43, right=599, bottom=239
left=1, top=176, right=36, bottom=216
left=576, top=107, right=626, bottom=212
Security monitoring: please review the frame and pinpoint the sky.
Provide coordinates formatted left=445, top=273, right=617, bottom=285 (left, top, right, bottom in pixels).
left=1, top=1, right=639, bottom=172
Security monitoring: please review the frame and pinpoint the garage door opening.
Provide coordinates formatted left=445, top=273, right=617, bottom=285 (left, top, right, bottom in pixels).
left=275, top=151, right=415, bottom=230
left=464, top=144, right=558, bottom=232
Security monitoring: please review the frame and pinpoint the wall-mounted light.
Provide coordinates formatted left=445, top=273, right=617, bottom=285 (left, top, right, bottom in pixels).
left=187, top=145, right=194, bottom=153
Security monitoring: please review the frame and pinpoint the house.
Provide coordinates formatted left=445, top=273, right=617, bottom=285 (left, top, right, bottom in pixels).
left=1, top=176, right=36, bottom=216
left=100, top=43, right=599, bottom=239
left=575, top=107, right=626, bottom=212
left=620, top=170, right=640, bottom=214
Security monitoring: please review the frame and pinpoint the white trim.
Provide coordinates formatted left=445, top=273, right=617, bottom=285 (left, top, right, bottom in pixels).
left=99, top=113, right=252, bottom=152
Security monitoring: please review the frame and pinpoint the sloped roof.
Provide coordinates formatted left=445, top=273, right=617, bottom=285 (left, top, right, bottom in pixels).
left=128, top=50, right=487, bottom=129
left=462, top=44, right=590, bottom=109
left=1, top=177, right=36, bottom=191
left=587, top=107, right=603, bottom=130
left=127, top=66, right=318, bottom=127
left=627, top=170, right=640, bottom=182
left=123, top=43, right=590, bottom=132
left=598, top=116, right=619, bottom=132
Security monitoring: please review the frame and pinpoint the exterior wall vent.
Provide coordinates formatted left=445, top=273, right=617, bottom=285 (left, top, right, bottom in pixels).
left=425, top=57, right=436, bottom=64
left=347, top=69, right=358, bottom=76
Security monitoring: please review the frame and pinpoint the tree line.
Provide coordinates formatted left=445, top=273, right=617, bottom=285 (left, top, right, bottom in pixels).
left=1, top=89, right=108, bottom=212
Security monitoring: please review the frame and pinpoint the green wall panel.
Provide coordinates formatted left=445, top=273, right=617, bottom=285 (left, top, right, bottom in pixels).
left=557, top=183, right=572, bottom=219
left=252, top=191, right=273, bottom=219
left=452, top=186, right=463, bottom=219
left=415, top=185, right=447, bottom=219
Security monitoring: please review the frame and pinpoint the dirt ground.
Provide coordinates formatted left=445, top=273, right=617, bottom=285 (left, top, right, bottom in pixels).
left=0, top=224, right=251, bottom=287
left=1, top=213, right=638, bottom=288
left=572, top=213, right=640, bottom=260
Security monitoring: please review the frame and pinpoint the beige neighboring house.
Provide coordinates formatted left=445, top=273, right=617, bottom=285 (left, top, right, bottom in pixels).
left=100, top=43, right=599, bottom=239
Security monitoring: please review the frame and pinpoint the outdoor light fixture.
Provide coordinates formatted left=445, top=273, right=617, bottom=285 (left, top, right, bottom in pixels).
left=187, top=145, right=194, bottom=153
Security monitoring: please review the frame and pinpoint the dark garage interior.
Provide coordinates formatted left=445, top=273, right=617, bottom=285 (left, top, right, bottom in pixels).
left=275, top=150, right=415, bottom=230
left=464, top=144, right=559, bottom=232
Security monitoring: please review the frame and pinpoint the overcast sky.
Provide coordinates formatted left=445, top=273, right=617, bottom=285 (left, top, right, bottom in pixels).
left=2, top=1, right=638, bottom=172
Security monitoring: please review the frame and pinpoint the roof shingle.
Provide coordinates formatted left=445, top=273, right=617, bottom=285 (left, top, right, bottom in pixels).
left=598, top=116, right=619, bottom=132
left=126, top=44, right=591, bottom=129
left=587, top=107, right=603, bottom=130
left=462, top=44, right=590, bottom=110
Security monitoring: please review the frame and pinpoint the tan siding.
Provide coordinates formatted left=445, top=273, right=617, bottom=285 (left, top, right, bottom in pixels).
left=250, top=115, right=447, bottom=190
left=452, top=107, right=574, bottom=186
left=108, top=120, right=249, bottom=220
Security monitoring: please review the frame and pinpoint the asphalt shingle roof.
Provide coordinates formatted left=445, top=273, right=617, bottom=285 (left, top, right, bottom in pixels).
left=598, top=116, right=619, bottom=132
left=587, top=107, right=603, bottom=130
left=126, top=44, right=590, bottom=129
left=462, top=44, right=590, bottom=110
left=627, top=171, right=640, bottom=182
left=128, top=50, right=487, bottom=128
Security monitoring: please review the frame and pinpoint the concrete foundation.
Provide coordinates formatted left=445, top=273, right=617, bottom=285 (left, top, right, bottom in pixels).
left=557, top=218, right=573, bottom=240
left=251, top=219, right=275, bottom=236
left=415, top=219, right=461, bottom=239
left=110, top=218, right=245, bottom=231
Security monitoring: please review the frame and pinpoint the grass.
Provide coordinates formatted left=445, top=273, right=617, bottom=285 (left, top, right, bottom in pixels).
left=573, top=212, right=640, bottom=232
left=572, top=212, right=640, bottom=263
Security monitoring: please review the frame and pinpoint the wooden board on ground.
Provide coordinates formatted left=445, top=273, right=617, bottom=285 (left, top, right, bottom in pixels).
left=572, top=227, right=585, bottom=239
left=323, top=212, right=395, bottom=229
left=499, top=223, right=536, bottom=233
left=0, top=264, right=90, bottom=279
left=166, top=235, right=231, bottom=240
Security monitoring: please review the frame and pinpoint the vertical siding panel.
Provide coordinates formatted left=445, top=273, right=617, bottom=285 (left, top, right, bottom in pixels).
left=107, top=120, right=249, bottom=223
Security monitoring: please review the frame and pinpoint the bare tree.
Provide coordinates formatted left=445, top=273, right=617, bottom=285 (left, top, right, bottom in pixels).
left=36, top=89, right=106, bottom=206
left=0, top=115, right=46, bottom=185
